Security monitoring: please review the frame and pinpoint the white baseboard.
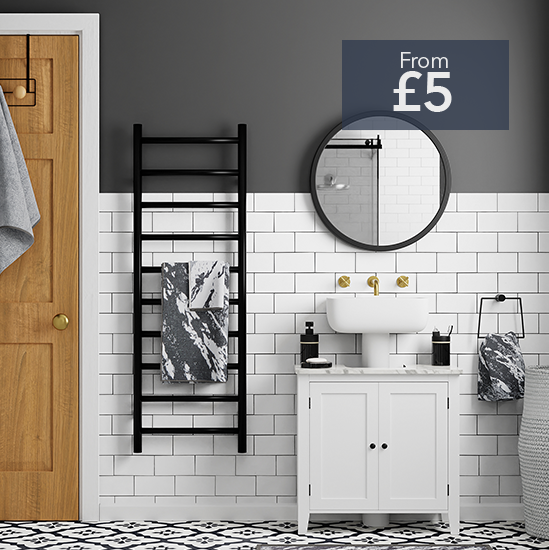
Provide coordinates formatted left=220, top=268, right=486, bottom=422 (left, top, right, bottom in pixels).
left=100, top=503, right=524, bottom=523
left=99, top=504, right=298, bottom=522
left=460, top=503, right=524, bottom=521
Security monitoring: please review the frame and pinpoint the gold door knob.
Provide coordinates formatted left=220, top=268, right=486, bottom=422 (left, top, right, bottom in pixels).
left=52, top=314, right=69, bottom=331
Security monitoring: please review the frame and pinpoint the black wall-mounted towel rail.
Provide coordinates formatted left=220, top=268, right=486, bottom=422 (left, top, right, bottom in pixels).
left=133, top=123, right=247, bottom=453
left=477, top=294, right=525, bottom=339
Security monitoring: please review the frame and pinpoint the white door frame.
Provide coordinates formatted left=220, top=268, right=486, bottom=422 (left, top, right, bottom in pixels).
left=0, top=14, right=100, bottom=520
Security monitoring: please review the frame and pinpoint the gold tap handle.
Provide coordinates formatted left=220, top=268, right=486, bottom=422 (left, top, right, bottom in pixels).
left=338, top=275, right=351, bottom=288
left=397, top=276, right=409, bottom=288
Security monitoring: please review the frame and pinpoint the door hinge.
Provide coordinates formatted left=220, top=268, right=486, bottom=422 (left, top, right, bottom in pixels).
left=309, top=484, right=311, bottom=496
left=447, top=397, right=450, bottom=409
left=309, top=397, right=311, bottom=409
left=447, top=484, right=450, bottom=496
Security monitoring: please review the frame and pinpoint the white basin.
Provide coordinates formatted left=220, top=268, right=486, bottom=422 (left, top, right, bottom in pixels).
left=326, top=295, right=429, bottom=368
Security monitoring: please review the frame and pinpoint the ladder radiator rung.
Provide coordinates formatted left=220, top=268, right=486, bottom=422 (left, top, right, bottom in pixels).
left=141, top=298, right=160, bottom=306
left=141, top=362, right=243, bottom=371
left=142, top=169, right=238, bottom=177
left=142, top=201, right=238, bottom=209
left=141, top=297, right=240, bottom=306
left=142, top=330, right=240, bottom=339
left=142, top=395, right=238, bottom=403
left=142, top=136, right=238, bottom=144
left=142, top=266, right=240, bottom=274
left=142, top=427, right=239, bottom=435
left=141, top=233, right=238, bottom=241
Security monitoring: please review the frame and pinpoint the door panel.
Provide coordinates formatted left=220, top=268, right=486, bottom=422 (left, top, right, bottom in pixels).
left=0, top=159, right=53, bottom=302
left=0, top=57, right=53, bottom=132
left=0, top=35, right=79, bottom=520
left=378, top=382, right=448, bottom=510
left=0, top=344, right=53, bottom=472
left=310, top=382, right=379, bottom=511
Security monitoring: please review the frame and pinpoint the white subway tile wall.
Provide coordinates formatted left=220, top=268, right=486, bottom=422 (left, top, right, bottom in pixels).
left=99, top=192, right=548, bottom=510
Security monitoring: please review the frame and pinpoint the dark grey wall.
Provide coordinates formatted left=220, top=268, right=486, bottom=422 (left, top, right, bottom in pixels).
left=4, top=0, right=549, bottom=193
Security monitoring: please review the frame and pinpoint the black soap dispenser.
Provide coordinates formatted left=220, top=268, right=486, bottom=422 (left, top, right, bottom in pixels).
left=300, top=321, right=319, bottom=367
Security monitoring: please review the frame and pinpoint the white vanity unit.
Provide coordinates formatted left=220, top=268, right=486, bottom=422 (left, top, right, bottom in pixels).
left=296, top=365, right=461, bottom=535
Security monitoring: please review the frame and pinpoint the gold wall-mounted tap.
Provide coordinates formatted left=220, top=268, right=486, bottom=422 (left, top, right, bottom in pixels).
left=338, top=275, right=351, bottom=288
left=397, top=275, right=409, bottom=288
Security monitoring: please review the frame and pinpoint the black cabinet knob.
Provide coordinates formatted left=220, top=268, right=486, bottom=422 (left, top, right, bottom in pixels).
left=381, top=443, right=388, bottom=449
left=369, top=443, right=376, bottom=449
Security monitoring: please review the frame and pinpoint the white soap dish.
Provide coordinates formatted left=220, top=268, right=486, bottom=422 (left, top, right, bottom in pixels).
left=303, top=357, right=332, bottom=368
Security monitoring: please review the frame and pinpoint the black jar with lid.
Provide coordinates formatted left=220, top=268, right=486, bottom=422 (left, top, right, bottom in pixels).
left=432, top=329, right=451, bottom=366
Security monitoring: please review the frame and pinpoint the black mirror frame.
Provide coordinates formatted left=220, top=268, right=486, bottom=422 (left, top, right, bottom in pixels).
left=310, top=110, right=452, bottom=252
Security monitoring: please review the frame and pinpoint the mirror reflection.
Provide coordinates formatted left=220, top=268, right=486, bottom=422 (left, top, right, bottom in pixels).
left=311, top=113, right=450, bottom=251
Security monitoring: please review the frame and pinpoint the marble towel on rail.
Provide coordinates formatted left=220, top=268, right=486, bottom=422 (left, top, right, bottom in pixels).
left=161, top=262, right=229, bottom=383
left=478, top=331, right=525, bottom=401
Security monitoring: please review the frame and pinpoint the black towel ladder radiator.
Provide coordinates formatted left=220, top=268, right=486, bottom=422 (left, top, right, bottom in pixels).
left=132, top=123, right=247, bottom=453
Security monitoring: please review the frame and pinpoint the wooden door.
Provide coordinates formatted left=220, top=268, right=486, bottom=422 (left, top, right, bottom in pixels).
left=0, top=35, right=79, bottom=519
left=378, top=382, right=448, bottom=511
left=309, top=382, right=379, bottom=511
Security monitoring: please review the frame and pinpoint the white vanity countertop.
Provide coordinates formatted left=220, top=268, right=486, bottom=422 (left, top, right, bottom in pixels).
left=295, top=365, right=462, bottom=375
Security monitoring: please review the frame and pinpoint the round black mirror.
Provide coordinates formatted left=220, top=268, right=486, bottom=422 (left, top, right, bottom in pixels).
left=310, top=111, right=451, bottom=251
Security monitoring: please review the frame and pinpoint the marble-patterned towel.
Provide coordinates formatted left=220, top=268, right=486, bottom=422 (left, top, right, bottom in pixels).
left=161, top=262, right=229, bottom=383
left=189, top=260, right=229, bottom=310
left=478, top=331, right=525, bottom=401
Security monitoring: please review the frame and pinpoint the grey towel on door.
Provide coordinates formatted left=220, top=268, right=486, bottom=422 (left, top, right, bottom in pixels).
left=0, top=86, right=40, bottom=274
left=161, top=262, right=229, bottom=383
left=478, top=331, right=525, bottom=401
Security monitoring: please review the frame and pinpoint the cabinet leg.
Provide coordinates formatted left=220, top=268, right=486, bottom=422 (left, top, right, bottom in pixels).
left=362, top=513, right=390, bottom=528
left=297, top=510, right=309, bottom=535
left=447, top=507, right=460, bottom=535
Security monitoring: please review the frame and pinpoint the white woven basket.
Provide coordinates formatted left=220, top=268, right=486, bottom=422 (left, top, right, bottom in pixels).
left=518, top=365, right=549, bottom=539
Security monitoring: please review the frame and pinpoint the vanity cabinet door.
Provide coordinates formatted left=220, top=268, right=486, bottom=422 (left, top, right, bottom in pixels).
left=309, top=382, right=379, bottom=511
left=378, top=382, right=448, bottom=510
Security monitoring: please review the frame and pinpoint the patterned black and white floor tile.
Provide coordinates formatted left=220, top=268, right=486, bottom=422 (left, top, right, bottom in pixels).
left=0, top=519, right=547, bottom=549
